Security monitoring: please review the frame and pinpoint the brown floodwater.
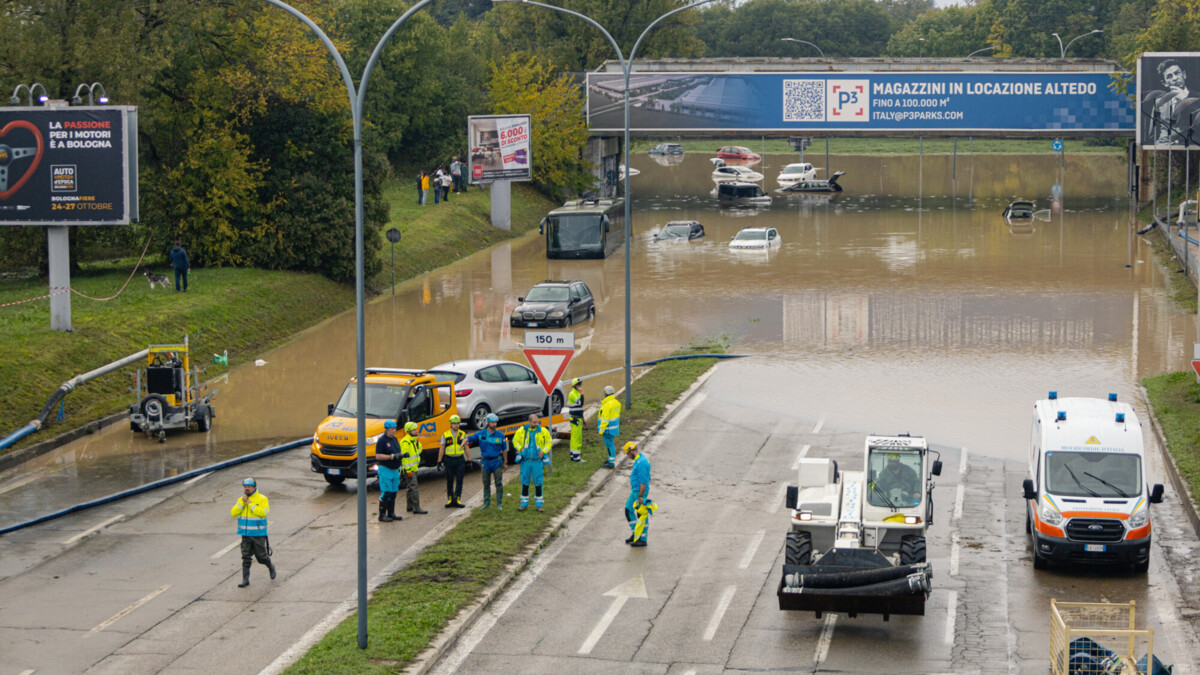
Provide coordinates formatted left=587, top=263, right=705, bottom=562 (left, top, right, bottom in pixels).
left=1, top=150, right=1193, bottom=525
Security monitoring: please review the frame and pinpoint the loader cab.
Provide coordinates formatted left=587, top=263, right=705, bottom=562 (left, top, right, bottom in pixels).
left=867, top=449, right=924, bottom=508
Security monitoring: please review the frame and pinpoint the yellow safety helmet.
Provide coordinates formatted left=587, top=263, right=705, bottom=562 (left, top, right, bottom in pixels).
left=623, top=441, right=638, bottom=454
left=404, top=422, right=419, bottom=432
left=571, top=378, right=582, bottom=387
left=449, top=415, right=461, bottom=424
left=886, top=453, right=900, bottom=461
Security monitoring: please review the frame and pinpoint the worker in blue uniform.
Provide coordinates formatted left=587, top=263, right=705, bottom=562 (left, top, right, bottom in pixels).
left=468, top=413, right=507, bottom=509
left=513, top=413, right=551, bottom=512
left=624, top=441, right=652, bottom=547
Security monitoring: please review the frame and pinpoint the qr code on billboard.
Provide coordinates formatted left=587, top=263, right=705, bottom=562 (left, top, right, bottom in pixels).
left=783, top=80, right=825, bottom=122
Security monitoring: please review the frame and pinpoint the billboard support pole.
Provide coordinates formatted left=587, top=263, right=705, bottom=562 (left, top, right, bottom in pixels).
left=47, top=227, right=71, bottom=331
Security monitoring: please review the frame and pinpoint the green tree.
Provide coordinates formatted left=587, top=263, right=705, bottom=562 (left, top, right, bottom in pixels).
left=488, top=55, right=593, bottom=199
left=695, top=0, right=896, bottom=58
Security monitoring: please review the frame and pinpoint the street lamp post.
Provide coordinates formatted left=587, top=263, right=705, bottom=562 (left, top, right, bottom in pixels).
left=780, top=38, right=824, bottom=58
left=260, top=0, right=434, bottom=649
left=1051, top=29, right=1102, bottom=58
left=967, top=46, right=998, bottom=58
left=9, top=83, right=49, bottom=106
left=496, top=0, right=714, bottom=410
left=71, top=82, right=109, bottom=105
left=919, top=37, right=925, bottom=58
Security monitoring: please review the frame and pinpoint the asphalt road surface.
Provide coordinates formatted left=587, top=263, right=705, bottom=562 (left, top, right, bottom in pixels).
left=431, top=362, right=1200, bottom=674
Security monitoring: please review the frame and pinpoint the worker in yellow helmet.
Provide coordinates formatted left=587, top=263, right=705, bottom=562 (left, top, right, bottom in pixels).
left=402, top=422, right=428, bottom=515
left=624, top=442, right=653, bottom=547
left=598, top=385, right=621, bottom=468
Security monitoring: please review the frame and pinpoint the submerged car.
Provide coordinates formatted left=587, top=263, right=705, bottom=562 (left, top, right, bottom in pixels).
left=729, top=226, right=781, bottom=249
left=716, top=146, right=761, bottom=161
left=649, top=142, right=684, bottom=155
left=712, top=165, right=764, bottom=183
left=655, top=220, right=705, bottom=240
left=780, top=170, right=845, bottom=193
left=510, top=279, right=595, bottom=328
left=718, top=182, right=773, bottom=207
left=776, top=162, right=818, bottom=186
left=427, top=359, right=568, bottom=429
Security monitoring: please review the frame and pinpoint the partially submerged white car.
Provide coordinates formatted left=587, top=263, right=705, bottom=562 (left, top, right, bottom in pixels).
left=728, top=226, right=781, bottom=249
left=776, top=162, right=818, bottom=186
left=712, top=164, right=764, bottom=183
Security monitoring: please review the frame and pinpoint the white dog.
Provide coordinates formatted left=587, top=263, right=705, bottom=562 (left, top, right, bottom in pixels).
left=144, top=271, right=170, bottom=289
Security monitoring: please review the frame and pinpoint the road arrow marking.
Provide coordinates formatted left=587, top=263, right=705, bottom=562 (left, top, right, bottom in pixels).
left=578, top=574, right=647, bottom=654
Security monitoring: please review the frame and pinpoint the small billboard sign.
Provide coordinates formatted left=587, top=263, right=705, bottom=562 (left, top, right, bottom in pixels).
left=468, top=114, right=531, bottom=184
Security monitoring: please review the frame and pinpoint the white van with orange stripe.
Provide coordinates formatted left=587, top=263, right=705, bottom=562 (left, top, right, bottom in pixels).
left=1023, top=392, right=1164, bottom=572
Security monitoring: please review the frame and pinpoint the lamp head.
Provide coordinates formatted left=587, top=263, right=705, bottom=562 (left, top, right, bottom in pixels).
left=37, top=94, right=48, bottom=104
left=72, top=95, right=83, bottom=105
left=98, top=95, right=108, bottom=104
left=8, top=95, right=18, bottom=105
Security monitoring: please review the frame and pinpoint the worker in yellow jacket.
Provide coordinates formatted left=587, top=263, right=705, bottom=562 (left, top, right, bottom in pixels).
left=402, top=422, right=428, bottom=515
left=231, top=477, right=275, bottom=588
left=598, top=385, right=621, bottom=468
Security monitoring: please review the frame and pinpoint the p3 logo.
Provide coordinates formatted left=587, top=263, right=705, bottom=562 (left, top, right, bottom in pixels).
left=827, top=80, right=870, bottom=122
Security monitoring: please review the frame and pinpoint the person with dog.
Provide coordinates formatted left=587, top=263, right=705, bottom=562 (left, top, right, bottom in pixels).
left=401, top=422, right=428, bottom=514
left=468, top=413, right=507, bottom=509
left=375, top=420, right=403, bottom=522
left=438, top=415, right=471, bottom=508
left=169, top=240, right=190, bottom=292
left=231, top=477, right=276, bottom=587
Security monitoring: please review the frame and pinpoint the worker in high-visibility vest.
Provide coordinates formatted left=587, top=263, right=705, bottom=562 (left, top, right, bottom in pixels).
left=438, top=415, right=471, bottom=508
left=624, top=442, right=653, bottom=547
left=401, top=422, right=428, bottom=515
left=567, top=378, right=585, bottom=462
left=513, top=413, right=552, bottom=511
left=598, top=385, right=621, bottom=468
left=231, top=477, right=276, bottom=587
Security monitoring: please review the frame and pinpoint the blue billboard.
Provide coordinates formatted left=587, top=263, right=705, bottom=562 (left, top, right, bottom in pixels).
left=586, top=72, right=1134, bottom=134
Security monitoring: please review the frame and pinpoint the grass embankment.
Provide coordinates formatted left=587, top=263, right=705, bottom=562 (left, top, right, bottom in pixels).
left=632, top=137, right=1124, bottom=155
left=0, top=182, right=557, bottom=456
left=284, top=343, right=726, bottom=675
left=1137, top=198, right=1198, bottom=313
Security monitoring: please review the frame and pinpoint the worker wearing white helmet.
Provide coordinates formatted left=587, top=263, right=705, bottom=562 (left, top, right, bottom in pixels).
left=567, top=378, right=585, bottom=462
left=598, top=385, right=622, bottom=468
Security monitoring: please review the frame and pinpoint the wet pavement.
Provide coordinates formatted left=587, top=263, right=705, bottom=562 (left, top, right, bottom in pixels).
left=1, top=150, right=1193, bottom=528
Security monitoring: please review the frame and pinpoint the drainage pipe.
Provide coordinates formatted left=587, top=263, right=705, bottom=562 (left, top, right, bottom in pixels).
left=0, top=438, right=309, bottom=536
left=0, top=349, right=150, bottom=451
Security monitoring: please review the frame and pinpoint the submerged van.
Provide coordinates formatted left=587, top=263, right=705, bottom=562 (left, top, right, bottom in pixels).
left=717, top=181, right=772, bottom=207
left=1023, top=392, right=1164, bottom=572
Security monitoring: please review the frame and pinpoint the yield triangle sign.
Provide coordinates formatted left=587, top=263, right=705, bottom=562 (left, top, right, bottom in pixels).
left=524, top=348, right=574, bottom=396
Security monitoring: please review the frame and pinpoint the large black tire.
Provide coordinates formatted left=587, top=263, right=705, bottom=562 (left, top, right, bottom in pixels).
left=1133, top=559, right=1149, bottom=574
left=470, top=404, right=492, bottom=430
left=141, top=394, right=167, bottom=422
left=899, top=534, right=927, bottom=565
left=1025, top=510, right=1032, bottom=534
left=196, top=406, right=212, bottom=432
left=324, top=473, right=346, bottom=486
left=1032, top=551, right=1049, bottom=570
left=544, top=391, right=565, bottom=417
left=785, top=531, right=812, bottom=566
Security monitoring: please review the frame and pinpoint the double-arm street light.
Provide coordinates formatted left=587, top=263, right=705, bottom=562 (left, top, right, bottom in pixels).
left=967, top=46, right=999, bottom=58
left=71, top=82, right=109, bottom=105
left=9, top=83, right=48, bottom=105
left=1051, top=29, right=1102, bottom=58
left=495, top=0, right=714, bottom=409
left=780, top=37, right=824, bottom=58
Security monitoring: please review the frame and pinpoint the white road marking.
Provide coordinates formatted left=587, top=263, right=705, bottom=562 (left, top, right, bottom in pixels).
left=683, top=671, right=696, bottom=675
left=944, top=590, right=958, bottom=645
left=791, top=444, right=811, bottom=470
left=769, top=483, right=788, bottom=514
left=812, top=415, right=825, bottom=434
left=702, top=585, right=737, bottom=641
left=19, top=670, right=35, bottom=675
left=211, top=540, right=241, bottom=559
left=953, top=483, right=964, bottom=521
left=739, top=531, right=766, bottom=569
left=86, top=584, right=170, bottom=636
left=63, top=514, right=125, bottom=545
left=579, top=596, right=630, bottom=655
left=0, top=472, right=46, bottom=497
left=960, top=447, right=969, bottom=477
left=813, top=614, right=837, bottom=665
left=184, top=471, right=213, bottom=487
left=950, top=532, right=960, bottom=577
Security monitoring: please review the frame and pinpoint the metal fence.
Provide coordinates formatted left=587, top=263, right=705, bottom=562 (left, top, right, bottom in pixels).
left=1050, top=599, right=1154, bottom=675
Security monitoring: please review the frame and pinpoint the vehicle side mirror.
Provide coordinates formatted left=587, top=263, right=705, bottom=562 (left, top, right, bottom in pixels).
left=328, top=403, right=334, bottom=416
left=569, top=297, right=577, bottom=304
left=603, top=216, right=610, bottom=233
left=517, top=296, right=524, bottom=302
left=1022, top=478, right=1037, bottom=500
left=931, top=460, right=943, bottom=476
left=539, top=217, right=546, bottom=235
left=785, top=485, right=798, bottom=510
left=1150, top=483, right=1165, bottom=504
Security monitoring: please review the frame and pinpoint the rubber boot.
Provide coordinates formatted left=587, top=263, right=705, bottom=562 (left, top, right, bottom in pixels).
left=267, top=560, right=277, bottom=580
left=389, top=498, right=402, bottom=521
left=238, top=565, right=250, bottom=588
left=379, top=500, right=393, bottom=522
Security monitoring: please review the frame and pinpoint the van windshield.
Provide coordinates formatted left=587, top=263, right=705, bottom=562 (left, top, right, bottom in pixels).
left=332, top=383, right=410, bottom=419
left=548, top=214, right=603, bottom=252
left=1044, top=451, right=1141, bottom=498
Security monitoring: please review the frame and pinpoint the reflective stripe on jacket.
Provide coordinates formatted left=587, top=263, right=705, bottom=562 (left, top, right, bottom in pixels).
left=231, top=491, right=269, bottom=537
left=443, top=429, right=467, bottom=456
left=401, top=434, right=422, bottom=472
left=568, top=389, right=585, bottom=419
left=512, top=425, right=552, bottom=462
left=599, top=395, right=621, bottom=434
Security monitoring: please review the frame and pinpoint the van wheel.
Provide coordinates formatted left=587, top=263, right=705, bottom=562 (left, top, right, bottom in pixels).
left=1025, top=510, right=1032, bottom=534
left=470, top=404, right=491, bottom=430
left=785, top=531, right=812, bottom=566
left=324, top=474, right=346, bottom=486
left=1133, top=559, right=1149, bottom=574
left=900, top=535, right=927, bottom=565
left=1032, top=552, right=1049, bottom=570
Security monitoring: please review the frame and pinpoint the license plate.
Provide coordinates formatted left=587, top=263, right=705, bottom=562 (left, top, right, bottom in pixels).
left=1085, top=544, right=1106, bottom=553
left=527, top=322, right=539, bottom=327
left=327, top=469, right=341, bottom=476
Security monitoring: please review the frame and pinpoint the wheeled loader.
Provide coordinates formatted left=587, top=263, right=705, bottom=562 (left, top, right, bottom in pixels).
left=778, top=434, right=941, bottom=619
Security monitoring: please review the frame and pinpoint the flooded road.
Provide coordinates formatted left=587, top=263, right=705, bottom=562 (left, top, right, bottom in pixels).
left=1, top=150, right=1193, bottom=526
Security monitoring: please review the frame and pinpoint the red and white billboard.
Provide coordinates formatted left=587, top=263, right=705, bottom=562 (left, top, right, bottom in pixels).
left=468, top=114, right=531, bottom=184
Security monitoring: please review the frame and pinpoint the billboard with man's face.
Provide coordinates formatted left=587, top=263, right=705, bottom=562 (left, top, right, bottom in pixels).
left=468, top=115, right=532, bottom=184
left=1137, top=52, right=1200, bottom=150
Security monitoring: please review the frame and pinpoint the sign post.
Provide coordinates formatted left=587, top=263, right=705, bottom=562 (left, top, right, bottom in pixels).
left=1193, top=342, right=1200, bottom=383
left=523, top=330, right=575, bottom=424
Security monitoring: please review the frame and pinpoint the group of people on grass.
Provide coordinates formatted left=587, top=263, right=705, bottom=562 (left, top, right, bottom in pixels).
left=416, top=157, right=466, bottom=205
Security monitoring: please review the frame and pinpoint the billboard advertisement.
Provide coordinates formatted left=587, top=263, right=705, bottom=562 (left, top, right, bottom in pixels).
left=587, top=72, right=1134, bottom=134
left=1137, top=52, right=1200, bottom=149
left=0, top=106, right=137, bottom=225
left=468, top=114, right=531, bottom=183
